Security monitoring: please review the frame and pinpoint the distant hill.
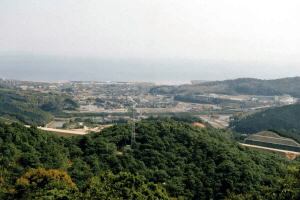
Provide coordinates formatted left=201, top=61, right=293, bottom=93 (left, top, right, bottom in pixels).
left=0, top=89, right=78, bottom=125
left=151, top=77, right=300, bottom=97
left=230, top=103, right=300, bottom=133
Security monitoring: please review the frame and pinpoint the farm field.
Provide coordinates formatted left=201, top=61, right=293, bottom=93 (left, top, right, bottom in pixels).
left=243, top=131, right=300, bottom=153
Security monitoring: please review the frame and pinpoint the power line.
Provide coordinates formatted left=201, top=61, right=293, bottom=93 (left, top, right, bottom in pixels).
left=130, top=103, right=136, bottom=148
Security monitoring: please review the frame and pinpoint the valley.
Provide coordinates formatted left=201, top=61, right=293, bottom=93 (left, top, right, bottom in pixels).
left=1, top=78, right=298, bottom=132
left=1, top=77, right=300, bottom=199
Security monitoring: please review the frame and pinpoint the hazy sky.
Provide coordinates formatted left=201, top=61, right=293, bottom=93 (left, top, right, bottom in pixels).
left=1, top=0, right=300, bottom=81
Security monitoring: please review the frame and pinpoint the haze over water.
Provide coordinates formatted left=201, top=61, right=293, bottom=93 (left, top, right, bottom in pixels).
left=1, top=0, right=300, bottom=82
left=1, top=54, right=300, bottom=82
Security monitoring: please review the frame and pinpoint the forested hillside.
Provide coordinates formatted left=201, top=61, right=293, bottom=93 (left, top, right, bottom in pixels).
left=0, top=120, right=299, bottom=199
left=230, top=103, right=300, bottom=133
left=151, top=77, right=300, bottom=97
left=0, top=89, right=78, bottom=126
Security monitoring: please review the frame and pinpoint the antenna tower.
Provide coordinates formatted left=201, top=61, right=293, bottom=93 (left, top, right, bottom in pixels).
left=130, top=104, right=136, bottom=147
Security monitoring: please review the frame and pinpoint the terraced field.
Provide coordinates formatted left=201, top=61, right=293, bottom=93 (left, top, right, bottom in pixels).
left=243, top=131, right=300, bottom=152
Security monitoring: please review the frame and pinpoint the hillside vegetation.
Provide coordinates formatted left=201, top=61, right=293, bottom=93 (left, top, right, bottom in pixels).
left=151, top=77, right=300, bottom=97
left=0, top=120, right=300, bottom=199
left=230, top=103, right=300, bottom=133
left=0, top=89, right=78, bottom=126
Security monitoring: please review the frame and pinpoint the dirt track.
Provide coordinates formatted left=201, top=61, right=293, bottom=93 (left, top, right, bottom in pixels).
left=37, top=127, right=87, bottom=135
left=25, top=124, right=113, bottom=136
left=239, top=143, right=300, bottom=157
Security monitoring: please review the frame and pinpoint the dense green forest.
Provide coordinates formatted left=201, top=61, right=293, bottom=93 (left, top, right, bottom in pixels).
left=151, top=77, right=300, bottom=97
left=0, top=120, right=300, bottom=199
left=0, top=89, right=78, bottom=126
left=230, top=103, right=300, bottom=133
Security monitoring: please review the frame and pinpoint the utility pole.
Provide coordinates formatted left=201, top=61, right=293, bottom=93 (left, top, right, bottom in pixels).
left=130, top=103, right=136, bottom=148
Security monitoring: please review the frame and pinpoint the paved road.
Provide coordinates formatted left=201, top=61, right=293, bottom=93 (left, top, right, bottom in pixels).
left=200, top=115, right=230, bottom=128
